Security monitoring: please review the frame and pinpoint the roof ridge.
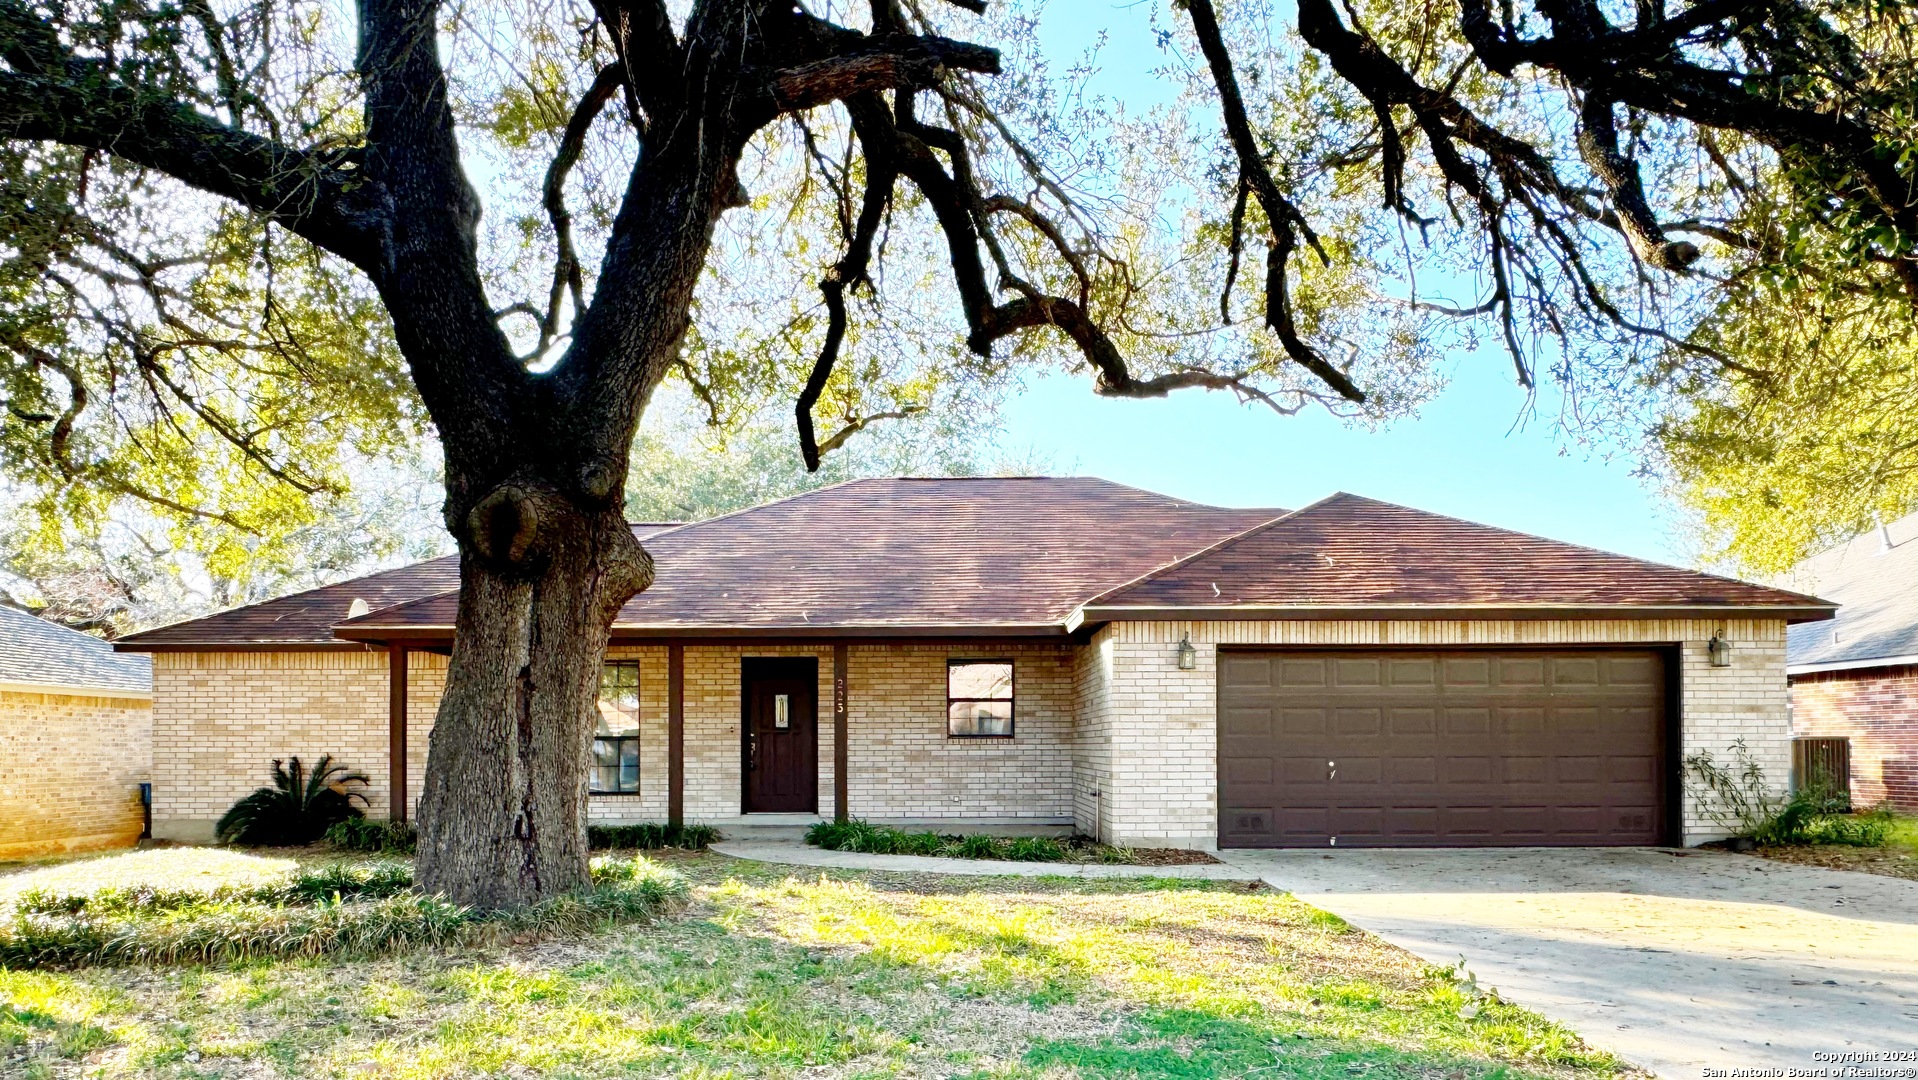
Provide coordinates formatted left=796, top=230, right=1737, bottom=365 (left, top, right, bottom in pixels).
left=1077, top=495, right=1332, bottom=607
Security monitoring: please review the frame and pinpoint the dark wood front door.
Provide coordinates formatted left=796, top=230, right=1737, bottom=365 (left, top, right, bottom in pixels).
left=742, top=657, right=818, bottom=813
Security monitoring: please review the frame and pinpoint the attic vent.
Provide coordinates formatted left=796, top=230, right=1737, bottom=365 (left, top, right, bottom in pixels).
left=347, top=598, right=371, bottom=619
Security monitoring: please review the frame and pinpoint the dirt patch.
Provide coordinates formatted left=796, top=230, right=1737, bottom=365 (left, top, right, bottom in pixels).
left=1752, top=843, right=1918, bottom=881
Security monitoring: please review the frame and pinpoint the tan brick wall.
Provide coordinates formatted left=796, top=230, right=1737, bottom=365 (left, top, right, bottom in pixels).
left=151, top=641, right=1078, bottom=834
left=150, top=650, right=389, bottom=842
left=845, top=642, right=1074, bottom=824
left=0, top=689, right=151, bottom=858
left=1079, top=619, right=1791, bottom=848
left=1072, top=636, right=1115, bottom=838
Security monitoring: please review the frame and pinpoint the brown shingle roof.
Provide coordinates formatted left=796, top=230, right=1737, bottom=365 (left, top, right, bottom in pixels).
left=118, top=483, right=1832, bottom=650
left=115, top=524, right=682, bottom=649
left=1079, top=492, right=1833, bottom=621
left=337, top=478, right=1281, bottom=638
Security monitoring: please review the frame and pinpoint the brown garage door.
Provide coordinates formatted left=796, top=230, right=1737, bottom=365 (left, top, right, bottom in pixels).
left=1218, top=649, right=1668, bottom=847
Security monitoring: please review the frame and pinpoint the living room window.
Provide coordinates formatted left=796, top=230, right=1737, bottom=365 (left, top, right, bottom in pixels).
left=592, top=661, right=641, bottom=793
left=948, top=659, right=1014, bottom=738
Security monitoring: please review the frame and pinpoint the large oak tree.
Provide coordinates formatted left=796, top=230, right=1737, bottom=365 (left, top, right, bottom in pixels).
left=1, top=0, right=1913, bottom=906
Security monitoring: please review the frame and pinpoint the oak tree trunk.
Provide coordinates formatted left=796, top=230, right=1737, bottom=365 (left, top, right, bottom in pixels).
left=414, top=491, right=653, bottom=910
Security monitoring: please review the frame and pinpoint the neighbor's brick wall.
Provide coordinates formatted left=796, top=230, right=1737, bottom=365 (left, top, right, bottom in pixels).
left=150, top=650, right=389, bottom=842
left=1790, top=664, right=1918, bottom=812
left=1077, top=619, right=1790, bottom=848
left=845, top=642, right=1074, bottom=824
left=0, top=688, right=151, bottom=858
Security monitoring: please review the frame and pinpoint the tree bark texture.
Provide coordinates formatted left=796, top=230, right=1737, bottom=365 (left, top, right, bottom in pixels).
left=416, top=500, right=653, bottom=908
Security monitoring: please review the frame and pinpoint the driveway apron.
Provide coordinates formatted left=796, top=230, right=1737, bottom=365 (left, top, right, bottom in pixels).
left=1216, top=848, right=1918, bottom=1079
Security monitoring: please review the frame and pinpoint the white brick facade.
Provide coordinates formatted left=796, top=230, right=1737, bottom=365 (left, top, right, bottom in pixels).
left=147, top=618, right=1788, bottom=848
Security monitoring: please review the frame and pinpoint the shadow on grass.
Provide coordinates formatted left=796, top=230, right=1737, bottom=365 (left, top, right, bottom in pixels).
left=1016, top=1007, right=1528, bottom=1080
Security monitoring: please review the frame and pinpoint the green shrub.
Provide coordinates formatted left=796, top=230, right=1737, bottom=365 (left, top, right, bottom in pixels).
left=1686, top=742, right=1889, bottom=847
left=807, top=820, right=1067, bottom=862
left=586, top=823, right=720, bottom=850
left=216, top=756, right=369, bottom=847
left=1808, top=804, right=1897, bottom=847
left=326, top=818, right=418, bottom=854
left=16, top=862, right=416, bottom=917
left=1, top=858, right=687, bottom=969
left=952, top=834, right=1002, bottom=860
left=1002, top=836, right=1065, bottom=862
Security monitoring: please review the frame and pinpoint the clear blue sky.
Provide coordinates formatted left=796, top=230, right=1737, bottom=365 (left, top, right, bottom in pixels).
left=987, top=0, right=1681, bottom=566
left=1000, top=361, right=1680, bottom=565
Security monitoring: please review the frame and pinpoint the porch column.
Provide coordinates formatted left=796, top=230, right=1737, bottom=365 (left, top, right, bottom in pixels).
left=833, top=642, right=849, bottom=822
left=387, top=643, right=409, bottom=824
left=668, top=643, right=684, bottom=828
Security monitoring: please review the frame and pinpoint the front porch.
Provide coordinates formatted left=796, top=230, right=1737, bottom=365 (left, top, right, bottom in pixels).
left=379, top=639, right=1081, bottom=834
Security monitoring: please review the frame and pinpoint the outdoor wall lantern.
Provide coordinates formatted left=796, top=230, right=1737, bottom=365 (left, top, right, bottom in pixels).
left=1707, top=633, right=1733, bottom=667
left=1176, top=634, right=1197, bottom=670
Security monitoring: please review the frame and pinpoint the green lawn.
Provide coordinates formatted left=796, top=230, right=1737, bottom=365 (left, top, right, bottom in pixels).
left=2, top=850, right=1633, bottom=1079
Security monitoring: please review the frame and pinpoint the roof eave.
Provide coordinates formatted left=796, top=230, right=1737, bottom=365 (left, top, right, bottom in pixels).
left=113, top=639, right=376, bottom=653
left=0, top=677, right=151, bottom=699
left=332, top=622, right=1075, bottom=645
left=1786, top=652, right=1918, bottom=676
left=1073, top=602, right=1839, bottom=624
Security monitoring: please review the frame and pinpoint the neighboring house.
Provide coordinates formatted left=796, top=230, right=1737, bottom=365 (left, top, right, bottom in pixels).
left=0, top=605, right=153, bottom=859
left=116, top=477, right=1833, bottom=849
left=1783, top=510, right=1918, bottom=811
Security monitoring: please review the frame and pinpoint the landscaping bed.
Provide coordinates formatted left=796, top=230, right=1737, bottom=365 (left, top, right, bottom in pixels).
left=1, top=848, right=1633, bottom=1080
left=1746, top=812, right=1918, bottom=882
left=805, top=820, right=1219, bottom=865
left=0, top=849, right=686, bottom=968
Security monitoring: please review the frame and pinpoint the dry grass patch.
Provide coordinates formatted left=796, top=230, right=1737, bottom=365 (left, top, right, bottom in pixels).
left=2, top=851, right=1637, bottom=1080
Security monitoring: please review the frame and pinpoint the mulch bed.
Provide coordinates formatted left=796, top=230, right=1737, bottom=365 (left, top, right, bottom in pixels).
left=1085, top=846, right=1219, bottom=866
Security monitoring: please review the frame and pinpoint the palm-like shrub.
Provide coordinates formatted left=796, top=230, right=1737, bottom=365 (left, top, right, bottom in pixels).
left=216, top=756, right=369, bottom=846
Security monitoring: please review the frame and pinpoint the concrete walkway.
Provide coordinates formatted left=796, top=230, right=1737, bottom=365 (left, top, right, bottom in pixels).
left=1217, top=847, right=1918, bottom=1080
left=708, top=840, right=1259, bottom=880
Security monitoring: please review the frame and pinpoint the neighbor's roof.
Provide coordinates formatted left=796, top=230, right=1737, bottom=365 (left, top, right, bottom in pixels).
left=1781, top=509, right=1918, bottom=674
left=333, top=477, right=1281, bottom=638
left=1075, top=493, right=1834, bottom=624
left=0, top=604, right=151, bottom=695
left=114, top=478, right=1832, bottom=651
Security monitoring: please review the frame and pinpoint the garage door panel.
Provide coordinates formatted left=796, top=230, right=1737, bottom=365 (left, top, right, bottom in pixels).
left=1222, top=757, right=1273, bottom=786
left=1279, top=708, right=1328, bottom=736
left=1218, top=648, right=1667, bottom=848
left=1495, top=657, right=1546, bottom=687
left=1334, top=659, right=1383, bottom=687
left=1278, top=658, right=1328, bottom=687
left=1220, top=706, right=1273, bottom=738
left=1334, top=707, right=1382, bottom=736
left=1220, top=655, right=1272, bottom=687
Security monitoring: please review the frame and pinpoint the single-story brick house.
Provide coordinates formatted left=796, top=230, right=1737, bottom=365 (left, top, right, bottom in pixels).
left=1783, top=509, right=1918, bottom=811
left=116, top=477, right=1834, bottom=849
left=1, top=604, right=153, bottom=858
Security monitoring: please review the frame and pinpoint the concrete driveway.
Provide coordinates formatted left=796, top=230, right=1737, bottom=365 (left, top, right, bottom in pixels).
left=1216, top=848, right=1918, bottom=1079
